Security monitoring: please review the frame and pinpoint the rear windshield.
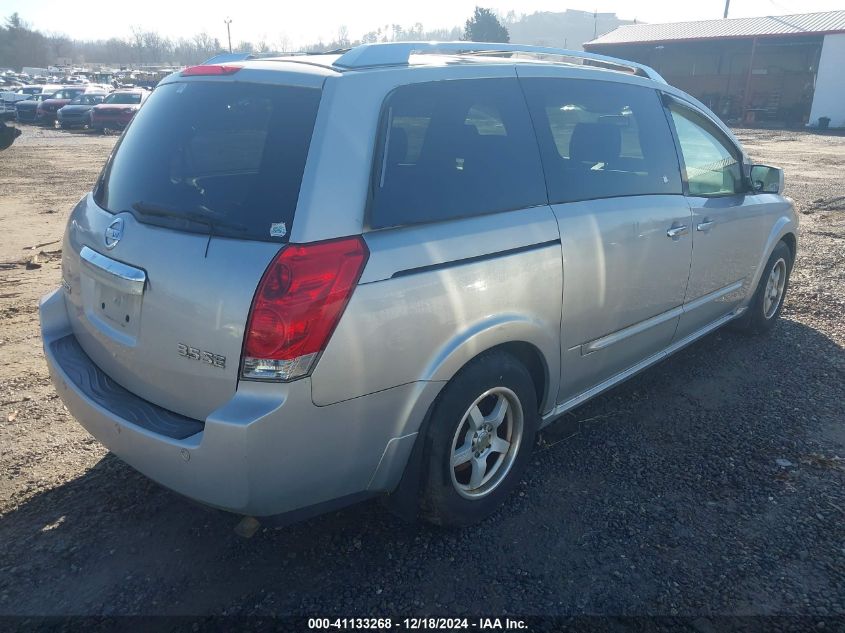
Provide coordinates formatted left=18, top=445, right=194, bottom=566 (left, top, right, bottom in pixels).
left=104, top=92, right=142, bottom=104
left=94, top=81, right=322, bottom=242
left=70, top=94, right=104, bottom=105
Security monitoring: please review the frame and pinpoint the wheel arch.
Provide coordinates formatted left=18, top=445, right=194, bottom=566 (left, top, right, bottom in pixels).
left=382, top=334, right=555, bottom=520
left=744, top=214, right=798, bottom=305
left=781, top=231, right=797, bottom=262
left=421, top=314, right=558, bottom=416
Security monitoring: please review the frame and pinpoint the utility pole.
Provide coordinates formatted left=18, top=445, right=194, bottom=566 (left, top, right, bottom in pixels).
left=224, top=18, right=233, bottom=53
left=723, top=0, right=730, bottom=19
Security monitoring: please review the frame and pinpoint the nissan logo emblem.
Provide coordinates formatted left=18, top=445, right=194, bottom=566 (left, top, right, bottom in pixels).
left=104, top=217, right=124, bottom=250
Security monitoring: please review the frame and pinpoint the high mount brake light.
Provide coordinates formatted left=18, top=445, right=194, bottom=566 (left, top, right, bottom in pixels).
left=241, top=236, right=369, bottom=381
left=180, top=65, right=242, bottom=77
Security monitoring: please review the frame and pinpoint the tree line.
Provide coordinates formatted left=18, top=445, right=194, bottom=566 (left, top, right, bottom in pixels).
left=0, top=8, right=510, bottom=70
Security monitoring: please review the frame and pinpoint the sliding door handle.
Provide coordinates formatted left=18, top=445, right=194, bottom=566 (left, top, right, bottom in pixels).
left=697, top=219, right=715, bottom=232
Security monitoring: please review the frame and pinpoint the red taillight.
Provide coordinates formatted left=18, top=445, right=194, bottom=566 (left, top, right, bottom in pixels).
left=181, top=65, right=242, bottom=76
left=241, top=236, right=369, bottom=381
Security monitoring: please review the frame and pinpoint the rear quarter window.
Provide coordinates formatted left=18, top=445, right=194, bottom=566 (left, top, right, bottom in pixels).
left=370, top=78, right=547, bottom=229
left=94, top=81, right=321, bottom=242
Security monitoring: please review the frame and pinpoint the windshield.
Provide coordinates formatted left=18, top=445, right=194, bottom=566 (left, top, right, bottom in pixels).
left=94, top=81, right=322, bottom=242
left=104, top=92, right=142, bottom=104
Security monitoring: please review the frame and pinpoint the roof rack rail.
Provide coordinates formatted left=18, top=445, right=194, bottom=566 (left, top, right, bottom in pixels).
left=333, top=41, right=665, bottom=82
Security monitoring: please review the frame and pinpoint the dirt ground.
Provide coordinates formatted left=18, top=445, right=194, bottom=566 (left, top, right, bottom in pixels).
left=0, top=124, right=843, bottom=620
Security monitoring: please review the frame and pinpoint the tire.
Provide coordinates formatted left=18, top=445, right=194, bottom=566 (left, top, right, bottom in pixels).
left=735, top=240, right=793, bottom=334
left=419, top=350, right=539, bottom=527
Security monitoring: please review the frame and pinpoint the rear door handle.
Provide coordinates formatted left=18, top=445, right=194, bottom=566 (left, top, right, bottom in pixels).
left=666, top=225, right=689, bottom=239
left=697, top=219, right=715, bottom=232
left=80, top=246, right=146, bottom=296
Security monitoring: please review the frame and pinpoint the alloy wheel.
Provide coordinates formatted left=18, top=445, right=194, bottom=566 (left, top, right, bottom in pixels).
left=449, top=387, right=524, bottom=499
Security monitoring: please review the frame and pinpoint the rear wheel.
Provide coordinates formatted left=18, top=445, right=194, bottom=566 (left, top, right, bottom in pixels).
left=735, top=240, right=793, bottom=334
left=419, top=350, right=538, bottom=527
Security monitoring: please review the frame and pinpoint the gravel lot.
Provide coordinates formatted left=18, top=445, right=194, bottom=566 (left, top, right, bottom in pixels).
left=0, top=124, right=843, bottom=620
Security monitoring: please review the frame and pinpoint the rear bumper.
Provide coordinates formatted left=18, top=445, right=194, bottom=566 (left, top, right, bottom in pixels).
left=39, top=288, right=438, bottom=517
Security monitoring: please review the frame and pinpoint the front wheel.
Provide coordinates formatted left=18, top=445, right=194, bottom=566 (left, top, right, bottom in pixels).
left=736, top=240, right=793, bottom=334
left=419, top=350, right=538, bottom=527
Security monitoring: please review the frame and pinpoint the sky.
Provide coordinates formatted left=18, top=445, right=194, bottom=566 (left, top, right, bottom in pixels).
left=4, top=0, right=844, bottom=48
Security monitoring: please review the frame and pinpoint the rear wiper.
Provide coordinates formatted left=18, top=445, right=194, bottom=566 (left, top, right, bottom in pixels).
left=130, top=201, right=248, bottom=234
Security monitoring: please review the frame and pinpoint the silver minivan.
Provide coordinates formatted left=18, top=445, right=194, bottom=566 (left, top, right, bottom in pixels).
left=39, top=42, right=797, bottom=526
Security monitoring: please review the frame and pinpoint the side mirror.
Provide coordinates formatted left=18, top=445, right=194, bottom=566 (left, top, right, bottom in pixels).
left=749, top=164, right=784, bottom=195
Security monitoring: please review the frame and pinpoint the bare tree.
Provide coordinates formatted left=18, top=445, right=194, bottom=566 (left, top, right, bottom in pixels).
left=276, top=34, right=291, bottom=53
left=336, top=25, right=350, bottom=48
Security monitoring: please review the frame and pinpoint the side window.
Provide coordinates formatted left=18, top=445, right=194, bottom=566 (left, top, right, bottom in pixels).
left=520, top=78, right=682, bottom=204
left=370, top=78, right=546, bottom=229
left=669, top=106, right=743, bottom=196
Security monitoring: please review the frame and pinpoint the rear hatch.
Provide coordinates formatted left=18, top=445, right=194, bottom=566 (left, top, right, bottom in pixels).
left=61, top=74, right=323, bottom=420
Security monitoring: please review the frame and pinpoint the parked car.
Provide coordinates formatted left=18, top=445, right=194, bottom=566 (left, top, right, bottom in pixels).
left=15, top=92, right=55, bottom=123
left=0, top=85, right=54, bottom=120
left=89, top=90, right=147, bottom=132
left=57, top=92, right=106, bottom=129
left=36, top=87, right=86, bottom=125
left=40, top=43, right=797, bottom=527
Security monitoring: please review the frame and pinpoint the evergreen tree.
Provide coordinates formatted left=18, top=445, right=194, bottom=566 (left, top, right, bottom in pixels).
left=463, top=7, right=510, bottom=43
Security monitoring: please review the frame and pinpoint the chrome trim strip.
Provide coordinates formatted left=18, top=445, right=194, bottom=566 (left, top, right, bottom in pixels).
left=544, top=308, right=743, bottom=428
left=681, top=280, right=743, bottom=313
left=582, top=306, right=683, bottom=355
left=79, top=246, right=146, bottom=296
left=581, top=281, right=744, bottom=355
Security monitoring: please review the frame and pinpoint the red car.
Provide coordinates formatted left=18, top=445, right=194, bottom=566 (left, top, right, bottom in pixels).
left=36, top=87, right=86, bottom=125
left=90, top=90, right=148, bottom=132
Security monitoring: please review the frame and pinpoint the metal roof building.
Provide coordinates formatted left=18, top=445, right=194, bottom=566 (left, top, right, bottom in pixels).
left=585, top=11, right=845, bottom=127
